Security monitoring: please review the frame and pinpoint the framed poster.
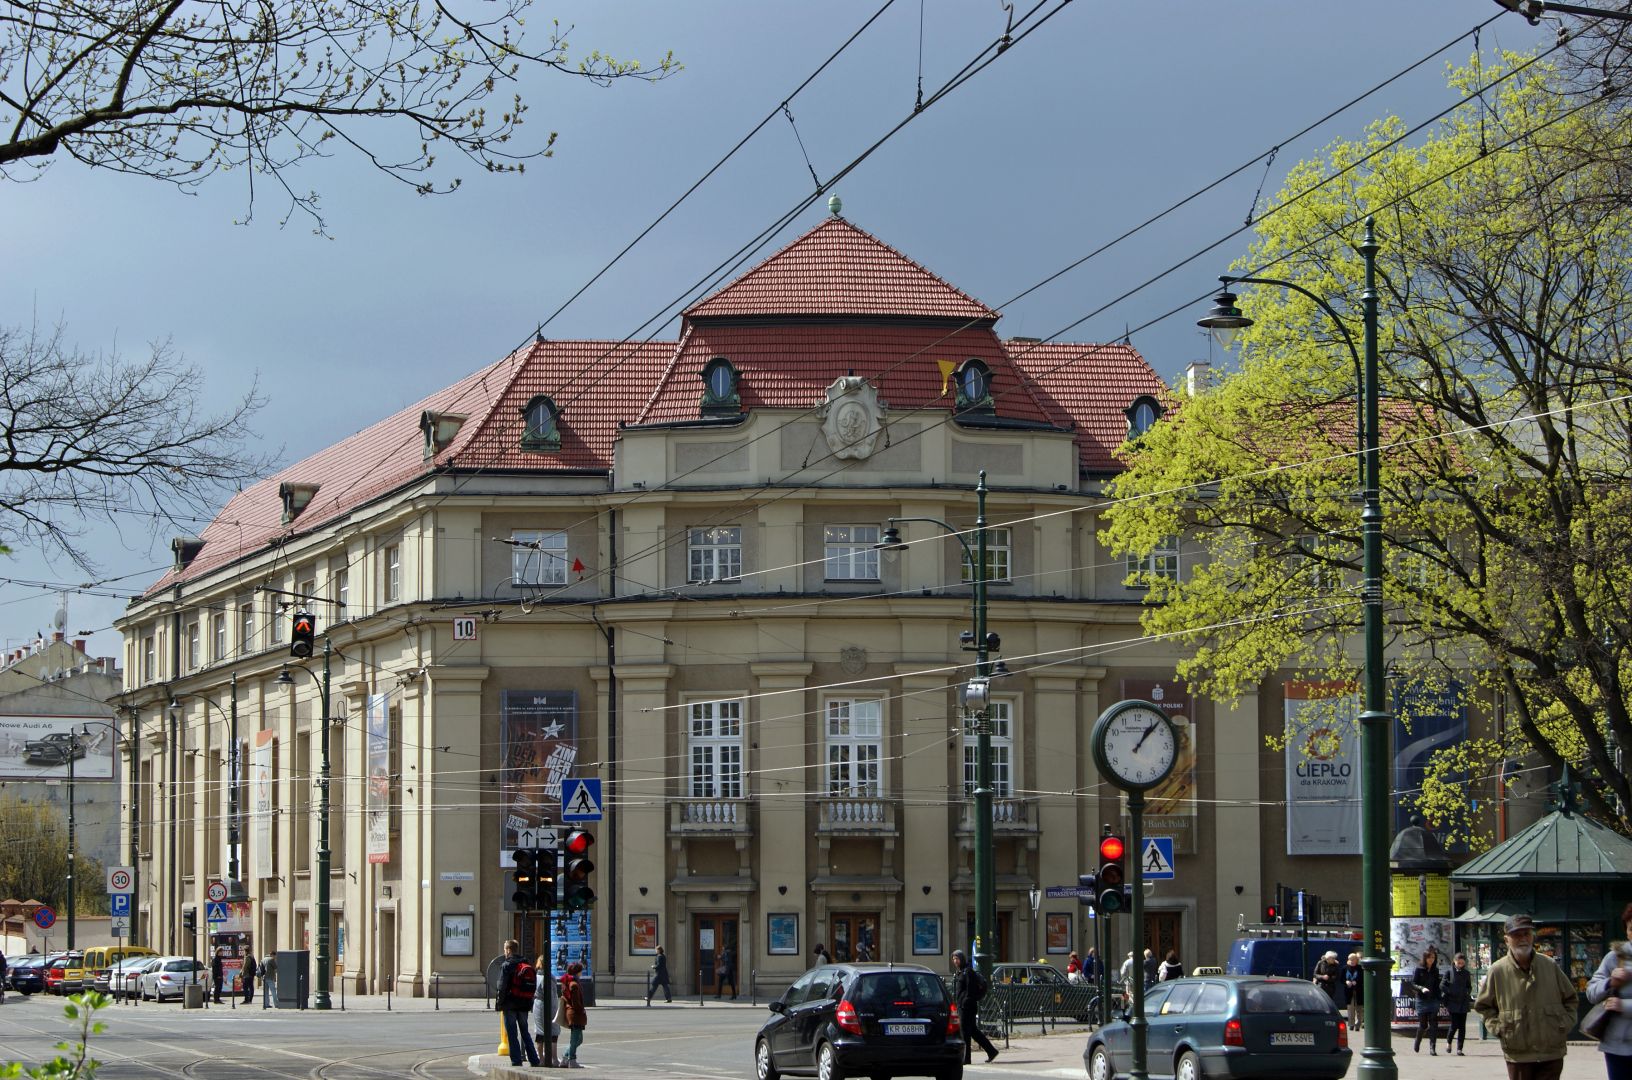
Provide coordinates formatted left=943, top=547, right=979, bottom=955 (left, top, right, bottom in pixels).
left=768, top=913, right=799, bottom=955
left=630, top=914, right=659, bottom=955
left=1045, top=912, right=1072, bottom=954
left=441, top=913, right=475, bottom=957
left=912, top=913, right=942, bottom=956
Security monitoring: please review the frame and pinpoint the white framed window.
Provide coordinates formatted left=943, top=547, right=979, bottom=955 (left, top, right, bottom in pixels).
left=211, top=613, right=226, bottom=662
left=688, top=527, right=743, bottom=584
left=142, top=635, right=155, bottom=683
left=963, top=699, right=1014, bottom=798
left=960, top=527, right=1013, bottom=583
left=687, top=699, right=744, bottom=799
left=1298, top=536, right=1342, bottom=593
left=335, top=568, right=350, bottom=612
left=239, top=604, right=254, bottom=655
left=385, top=544, right=402, bottom=602
left=270, top=605, right=284, bottom=643
left=824, top=525, right=880, bottom=581
left=511, top=530, right=568, bottom=586
left=297, top=575, right=316, bottom=608
left=186, top=622, right=201, bottom=670
left=825, top=698, right=883, bottom=796
left=1125, top=537, right=1180, bottom=586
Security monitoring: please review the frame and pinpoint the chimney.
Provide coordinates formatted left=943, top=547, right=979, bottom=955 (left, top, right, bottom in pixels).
left=1186, top=359, right=1211, bottom=397
left=73, top=638, right=87, bottom=653
left=53, top=630, right=64, bottom=642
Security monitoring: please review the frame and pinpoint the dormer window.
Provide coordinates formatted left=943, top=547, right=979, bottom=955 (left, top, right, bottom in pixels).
left=1125, top=395, right=1163, bottom=438
left=279, top=482, right=320, bottom=524
left=520, top=395, right=561, bottom=452
left=954, top=358, right=994, bottom=414
left=171, top=536, right=204, bottom=571
left=421, top=410, right=467, bottom=459
left=700, top=357, right=740, bottom=416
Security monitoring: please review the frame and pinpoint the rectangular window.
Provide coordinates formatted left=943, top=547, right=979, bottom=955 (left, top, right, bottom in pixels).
left=297, top=575, right=316, bottom=609
left=141, top=636, right=155, bottom=683
left=688, top=527, right=743, bottom=584
left=1126, top=537, right=1180, bottom=586
left=1298, top=536, right=1341, bottom=592
left=335, top=568, right=350, bottom=613
left=239, top=604, right=254, bottom=655
left=963, top=699, right=1014, bottom=798
left=825, top=698, right=883, bottom=796
left=385, top=544, right=402, bottom=602
left=510, top=530, right=567, bottom=586
left=960, top=527, right=1013, bottom=583
left=687, top=699, right=744, bottom=799
left=186, top=622, right=200, bottom=671
left=211, top=613, right=226, bottom=663
left=270, top=603, right=285, bottom=643
left=824, top=525, right=880, bottom=581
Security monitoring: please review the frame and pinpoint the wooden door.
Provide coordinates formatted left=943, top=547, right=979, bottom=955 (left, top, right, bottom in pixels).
left=1144, top=911, right=1182, bottom=968
left=693, top=914, right=739, bottom=996
left=829, top=913, right=881, bottom=963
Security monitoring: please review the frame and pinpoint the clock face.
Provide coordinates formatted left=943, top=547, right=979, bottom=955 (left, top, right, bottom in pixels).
left=1094, top=702, right=1178, bottom=790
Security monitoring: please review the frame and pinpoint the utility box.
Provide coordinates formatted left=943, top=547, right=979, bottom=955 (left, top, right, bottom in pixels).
left=182, top=984, right=204, bottom=1009
left=276, top=950, right=310, bottom=1010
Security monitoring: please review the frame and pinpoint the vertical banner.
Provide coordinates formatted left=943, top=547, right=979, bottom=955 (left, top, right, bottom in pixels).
left=365, top=693, right=390, bottom=865
left=1120, top=679, right=1196, bottom=852
left=252, top=730, right=274, bottom=880
left=500, top=690, right=578, bottom=866
left=1392, top=680, right=1468, bottom=849
left=1284, top=682, right=1362, bottom=855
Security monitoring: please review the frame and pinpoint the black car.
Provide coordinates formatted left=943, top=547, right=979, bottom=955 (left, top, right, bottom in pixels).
left=1084, top=976, right=1351, bottom=1080
left=7, top=954, right=50, bottom=995
left=24, top=732, right=87, bottom=766
left=756, top=963, right=965, bottom=1080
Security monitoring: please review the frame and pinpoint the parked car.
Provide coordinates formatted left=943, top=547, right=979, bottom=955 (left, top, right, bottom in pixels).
left=23, top=732, right=87, bottom=766
left=1225, top=936, right=1362, bottom=979
left=987, top=963, right=1097, bottom=1024
left=139, top=956, right=207, bottom=1002
left=112, top=956, right=164, bottom=1002
left=756, top=963, right=965, bottom=1080
left=6, top=954, right=49, bottom=995
left=86, top=945, right=158, bottom=993
left=43, top=952, right=83, bottom=995
left=1084, top=976, right=1352, bottom=1080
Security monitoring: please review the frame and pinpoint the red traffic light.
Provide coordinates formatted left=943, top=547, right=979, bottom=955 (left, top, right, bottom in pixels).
left=565, top=829, right=594, bottom=857
left=1099, top=835, right=1125, bottom=862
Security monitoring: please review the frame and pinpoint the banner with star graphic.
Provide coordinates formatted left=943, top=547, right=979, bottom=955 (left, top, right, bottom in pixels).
left=366, top=693, right=391, bottom=864
left=501, top=689, right=579, bottom=866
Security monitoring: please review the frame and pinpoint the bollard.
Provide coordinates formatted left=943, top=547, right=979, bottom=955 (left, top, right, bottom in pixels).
left=340, top=974, right=345, bottom=1011
left=386, top=978, right=392, bottom=1012
left=750, top=968, right=756, bottom=1007
left=699, top=967, right=706, bottom=1007
left=434, top=972, right=440, bottom=1011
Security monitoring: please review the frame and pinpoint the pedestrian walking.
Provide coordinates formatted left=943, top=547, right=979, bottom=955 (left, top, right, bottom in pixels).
left=1084, top=947, right=1099, bottom=983
left=494, top=939, right=540, bottom=1068
left=646, top=945, right=672, bottom=1005
left=531, top=954, right=560, bottom=1068
left=240, top=954, right=257, bottom=1005
left=1142, top=948, right=1158, bottom=988
left=210, top=948, right=226, bottom=1004
left=560, top=962, right=588, bottom=1068
left=951, top=950, right=999, bottom=1064
left=1343, top=952, right=1364, bottom=1030
left=1411, top=946, right=1444, bottom=1055
left=261, top=952, right=277, bottom=1009
left=1119, top=951, right=1135, bottom=989
left=1159, top=951, right=1184, bottom=983
left=715, top=944, right=737, bottom=999
left=1586, top=901, right=1632, bottom=1080
left=812, top=943, right=831, bottom=967
left=1313, top=950, right=1346, bottom=1009
left=1475, top=913, right=1578, bottom=1080
left=1444, top=952, right=1474, bottom=1056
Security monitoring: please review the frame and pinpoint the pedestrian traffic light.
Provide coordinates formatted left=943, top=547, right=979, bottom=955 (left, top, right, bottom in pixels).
left=511, top=847, right=542, bottom=910
left=562, top=829, right=596, bottom=910
left=1265, top=903, right=1280, bottom=923
left=1078, top=871, right=1098, bottom=915
left=183, top=908, right=197, bottom=932
left=1097, top=834, right=1126, bottom=913
left=290, top=610, right=315, bottom=659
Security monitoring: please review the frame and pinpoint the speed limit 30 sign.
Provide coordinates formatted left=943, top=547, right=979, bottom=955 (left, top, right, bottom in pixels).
left=107, top=866, right=134, bottom=893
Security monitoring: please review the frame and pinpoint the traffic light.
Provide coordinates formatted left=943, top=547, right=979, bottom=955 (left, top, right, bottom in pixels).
left=183, top=908, right=197, bottom=932
left=511, top=847, right=542, bottom=910
left=290, top=610, right=315, bottom=659
left=562, top=829, right=596, bottom=910
left=1078, top=871, right=1098, bottom=915
left=1097, top=834, right=1126, bottom=913
left=1265, top=903, right=1281, bottom=923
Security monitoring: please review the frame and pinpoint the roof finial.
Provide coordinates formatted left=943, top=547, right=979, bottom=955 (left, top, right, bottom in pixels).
left=828, top=194, right=843, bottom=218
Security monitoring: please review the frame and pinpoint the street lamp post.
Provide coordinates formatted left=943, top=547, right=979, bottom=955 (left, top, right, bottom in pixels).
left=170, top=677, right=245, bottom=902
left=277, top=637, right=333, bottom=1010
left=880, top=470, right=999, bottom=975
left=1199, top=217, right=1394, bottom=1080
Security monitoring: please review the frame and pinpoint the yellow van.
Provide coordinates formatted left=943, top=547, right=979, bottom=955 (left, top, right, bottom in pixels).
left=83, top=945, right=157, bottom=993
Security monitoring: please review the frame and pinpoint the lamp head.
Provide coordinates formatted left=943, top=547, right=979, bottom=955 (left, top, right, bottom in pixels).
left=876, top=525, right=907, bottom=551
left=1198, top=279, right=1253, bottom=348
left=275, top=665, right=294, bottom=686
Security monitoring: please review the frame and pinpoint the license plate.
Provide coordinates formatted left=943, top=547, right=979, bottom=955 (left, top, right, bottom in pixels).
left=1270, top=1032, right=1314, bottom=1047
left=886, top=1022, right=927, bottom=1036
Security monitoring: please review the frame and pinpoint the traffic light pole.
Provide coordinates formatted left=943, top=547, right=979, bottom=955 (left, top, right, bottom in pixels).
left=314, top=637, right=333, bottom=1010
left=1128, top=792, right=1148, bottom=1080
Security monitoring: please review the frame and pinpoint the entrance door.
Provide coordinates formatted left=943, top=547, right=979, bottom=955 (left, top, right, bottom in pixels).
left=513, top=913, right=548, bottom=971
left=694, top=914, right=739, bottom=997
left=1144, top=911, right=1181, bottom=969
left=830, top=913, right=881, bottom=963
left=963, top=912, right=1013, bottom=962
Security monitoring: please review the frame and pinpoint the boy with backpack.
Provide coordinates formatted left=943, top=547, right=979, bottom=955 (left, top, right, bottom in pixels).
left=951, top=950, right=999, bottom=1064
left=496, top=939, right=540, bottom=1067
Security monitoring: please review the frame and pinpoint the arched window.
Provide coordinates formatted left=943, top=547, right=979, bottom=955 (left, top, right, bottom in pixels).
left=700, top=357, right=740, bottom=416
left=520, top=395, right=561, bottom=451
left=1125, top=395, right=1163, bottom=438
left=953, top=358, right=994, bottom=413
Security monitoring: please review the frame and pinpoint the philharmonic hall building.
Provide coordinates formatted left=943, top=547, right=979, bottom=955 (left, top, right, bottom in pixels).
left=117, top=211, right=1400, bottom=998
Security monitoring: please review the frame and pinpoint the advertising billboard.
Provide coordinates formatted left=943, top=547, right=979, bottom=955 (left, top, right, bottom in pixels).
left=1284, top=682, right=1362, bottom=855
left=0, top=714, right=116, bottom=780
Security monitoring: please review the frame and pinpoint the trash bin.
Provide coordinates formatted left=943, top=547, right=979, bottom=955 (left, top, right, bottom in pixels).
left=276, top=950, right=310, bottom=1010
left=183, top=984, right=204, bottom=1009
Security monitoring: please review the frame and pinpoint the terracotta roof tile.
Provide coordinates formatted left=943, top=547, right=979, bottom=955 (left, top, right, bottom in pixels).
left=684, top=217, right=998, bottom=321
left=1005, top=341, right=1168, bottom=473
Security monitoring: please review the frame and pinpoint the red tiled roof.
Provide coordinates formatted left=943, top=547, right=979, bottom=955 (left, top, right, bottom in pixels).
left=1005, top=341, right=1168, bottom=473
left=636, top=323, right=1062, bottom=427
left=684, top=217, right=999, bottom=322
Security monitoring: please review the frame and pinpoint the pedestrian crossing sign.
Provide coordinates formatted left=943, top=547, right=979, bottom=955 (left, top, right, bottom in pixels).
left=561, top=778, right=604, bottom=822
left=1142, top=837, right=1176, bottom=880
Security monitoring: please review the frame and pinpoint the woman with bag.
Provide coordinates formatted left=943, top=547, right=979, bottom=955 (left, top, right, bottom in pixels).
left=1442, top=953, right=1473, bottom=1056
left=1343, top=952, right=1364, bottom=1030
left=531, top=956, right=560, bottom=1068
left=1586, top=901, right=1632, bottom=1079
left=560, top=962, right=588, bottom=1068
left=1410, top=947, right=1444, bottom=1056
left=1066, top=952, right=1085, bottom=985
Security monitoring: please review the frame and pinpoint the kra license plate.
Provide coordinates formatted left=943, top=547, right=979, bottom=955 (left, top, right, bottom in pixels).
left=1270, top=1032, right=1314, bottom=1047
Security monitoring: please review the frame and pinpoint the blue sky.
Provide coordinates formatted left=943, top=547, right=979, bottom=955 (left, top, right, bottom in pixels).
left=0, top=1, right=1551, bottom=658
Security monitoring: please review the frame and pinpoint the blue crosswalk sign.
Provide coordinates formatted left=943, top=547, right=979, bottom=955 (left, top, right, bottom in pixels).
left=1142, top=837, right=1176, bottom=880
left=205, top=901, right=229, bottom=923
left=561, top=778, right=603, bottom=822
left=110, top=894, right=131, bottom=917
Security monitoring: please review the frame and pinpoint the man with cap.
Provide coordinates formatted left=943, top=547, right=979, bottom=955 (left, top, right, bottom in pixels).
left=1474, top=914, right=1578, bottom=1080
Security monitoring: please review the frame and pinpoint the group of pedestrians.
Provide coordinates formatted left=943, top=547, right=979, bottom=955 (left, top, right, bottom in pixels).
left=209, top=947, right=264, bottom=1005
left=496, top=939, right=587, bottom=1069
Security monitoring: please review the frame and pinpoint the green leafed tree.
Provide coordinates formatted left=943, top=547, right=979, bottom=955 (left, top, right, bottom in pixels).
left=1101, top=54, right=1632, bottom=845
left=0, top=792, right=108, bottom=914
left=0, top=2, right=678, bottom=230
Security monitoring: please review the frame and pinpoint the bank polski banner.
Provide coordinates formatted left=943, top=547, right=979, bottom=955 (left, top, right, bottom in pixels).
left=1284, top=682, right=1361, bottom=855
left=252, top=729, right=275, bottom=880
left=365, top=693, right=390, bottom=864
left=1121, top=679, right=1197, bottom=853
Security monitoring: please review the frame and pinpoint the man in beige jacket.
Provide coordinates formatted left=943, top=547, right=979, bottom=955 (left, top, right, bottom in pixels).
left=1473, top=914, right=1579, bottom=1080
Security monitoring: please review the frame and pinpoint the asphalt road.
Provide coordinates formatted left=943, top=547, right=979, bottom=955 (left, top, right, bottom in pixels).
left=0, top=990, right=1615, bottom=1080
